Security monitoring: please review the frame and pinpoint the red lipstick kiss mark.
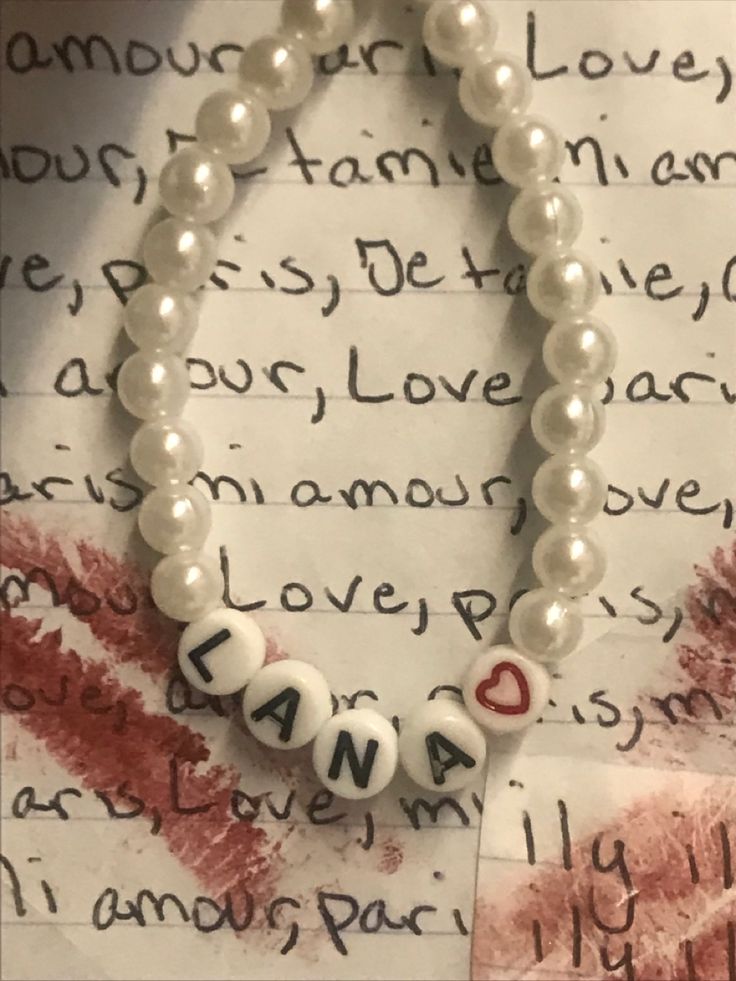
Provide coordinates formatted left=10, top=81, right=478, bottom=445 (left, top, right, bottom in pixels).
left=0, top=515, right=178, bottom=680
left=679, top=540, right=736, bottom=706
left=475, top=662, right=531, bottom=715
left=1, top=614, right=283, bottom=906
left=1, top=515, right=286, bottom=910
left=472, top=781, right=736, bottom=981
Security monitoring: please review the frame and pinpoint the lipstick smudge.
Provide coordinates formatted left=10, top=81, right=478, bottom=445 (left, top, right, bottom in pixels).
left=1, top=614, right=282, bottom=906
left=472, top=782, right=736, bottom=981
left=679, top=540, right=736, bottom=705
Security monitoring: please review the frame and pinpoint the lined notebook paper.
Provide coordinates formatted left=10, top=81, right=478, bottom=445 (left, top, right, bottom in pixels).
left=1, top=1, right=734, bottom=979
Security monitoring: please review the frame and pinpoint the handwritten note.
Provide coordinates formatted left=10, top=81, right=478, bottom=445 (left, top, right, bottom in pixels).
left=1, top=1, right=734, bottom=979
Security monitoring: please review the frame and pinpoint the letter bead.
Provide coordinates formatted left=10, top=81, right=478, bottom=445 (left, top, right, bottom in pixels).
left=243, top=660, right=333, bottom=749
left=462, top=645, right=551, bottom=734
left=312, top=709, right=398, bottom=800
left=177, top=609, right=265, bottom=696
left=399, top=699, right=487, bottom=792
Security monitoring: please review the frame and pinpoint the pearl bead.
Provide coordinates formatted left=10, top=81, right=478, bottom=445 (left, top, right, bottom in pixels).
left=243, top=660, right=333, bottom=749
left=509, top=589, right=583, bottom=662
left=178, top=609, right=266, bottom=696
left=462, top=645, right=551, bottom=734
left=532, top=454, right=607, bottom=524
left=532, top=523, right=607, bottom=595
left=459, top=53, right=531, bottom=127
left=493, top=115, right=565, bottom=187
left=508, top=183, right=583, bottom=256
left=281, top=0, right=356, bottom=56
left=117, top=351, right=190, bottom=421
left=423, top=1, right=497, bottom=68
left=312, top=709, right=398, bottom=800
left=531, top=384, right=605, bottom=454
left=399, top=699, right=486, bottom=792
left=143, top=218, right=217, bottom=292
left=130, top=418, right=203, bottom=486
left=544, top=316, right=617, bottom=385
left=195, top=89, right=271, bottom=165
left=138, top=484, right=211, bottom=555
left=124, top=284, right=197, bottom=353
left=158, top=146, right=235, bottom=224
left=238, top=34, right=314, bottom=110
left=527, top=249, right=601, bottom=321
left=150, top=551, right=221, bottom=622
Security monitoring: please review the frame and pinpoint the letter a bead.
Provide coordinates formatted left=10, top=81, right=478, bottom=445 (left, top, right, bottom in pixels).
left=399, top=699, right=487, bottom=792
left=177, top=609, right=266, bottom=696
left=243, top=660, right=333, bottom=749
left=462, top=645, right=551, bottom=734
left=312, top=708, right=398, bottom=800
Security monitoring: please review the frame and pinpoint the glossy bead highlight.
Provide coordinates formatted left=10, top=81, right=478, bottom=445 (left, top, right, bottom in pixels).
left=238, top=34, right=314, bottom=110
left=459, top=52, right=531, bottom=127
left=532, top=454, right=608, bottom=524
left=509, top=588, right=584, bottom=662
left=195, top=89, right=271, bottom=165
left=130, top=418, right=204, bottom=486
left=423, top=1, right=497, bottom=67
left=493, top=115, right=565, bottom=187
left=150, top=551, right=222, bottom=622
left=123, top=283, right=197, bottom=353
left=531, top=384, right=605, bottom=454
left=281, top=0, right=356, bottom=56
left=527, top=250, right=602, bottom=321
left=532, top=523, right=607, bottom=595
left=158, top=146, right=235, bottom=224
left=138, top=484, right=212, bottom=554
left=143, top=218, right=217, bottom=292
left=544, top=317, right=617, bottom=385
left=117, top=351, right=190, bottom=420
left=508, top=183, right=583, bottom=256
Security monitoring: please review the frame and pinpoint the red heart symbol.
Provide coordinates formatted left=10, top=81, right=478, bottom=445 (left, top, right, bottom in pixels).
left=474, top=661, right=531, bottom=716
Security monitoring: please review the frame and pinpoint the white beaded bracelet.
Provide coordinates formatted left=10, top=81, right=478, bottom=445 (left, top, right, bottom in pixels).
left=117, top=0, right=616, bottom=801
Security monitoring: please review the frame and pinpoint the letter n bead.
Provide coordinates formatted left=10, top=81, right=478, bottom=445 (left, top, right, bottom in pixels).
left=399, top=699, right=487, bottom=792
left=312, top=709, right=398, bottom=800
left=243, top=660, right=333, bottom=749
left=177, top=609, right=266, bottom=696
left=462, top=645, right=551, bottom=734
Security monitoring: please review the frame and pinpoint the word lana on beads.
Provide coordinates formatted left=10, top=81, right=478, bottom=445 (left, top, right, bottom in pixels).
left=118, top=0, right=615, bottom=799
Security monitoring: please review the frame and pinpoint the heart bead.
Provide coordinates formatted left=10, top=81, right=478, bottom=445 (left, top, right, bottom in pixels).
left=462, top=645, right=551, bottom=734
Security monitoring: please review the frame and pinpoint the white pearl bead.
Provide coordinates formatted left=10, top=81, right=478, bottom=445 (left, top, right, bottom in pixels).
left=143, top=218, right=217, bottom=292
left=124, top=284, right=197, bottom=353
left=178, top=609, right=266, bottom=696
left=243, top=660, right=333, bottom=749
left=130, top=418, right=204, bottom=486
left=150, top=551, right=221, bottom=622
left=493, top=115, right=565, bottom=187
left=462, top=645, right=551, bottom=734
left=459, top=52, right=531, bottom=127
left=509, top=589, right=583, bottom=662
left=138, top=484, right=211, bottom=555
left=238, top=34, right=314, bottom=110
left=195, top=89, right=271, bottom=165
left=281, top=0, right=355, bottom=56
left=312, top=709, right=398, bottom=800
left=399, top=699, right=486, bottom=792
left=531, top=384, right=605, bottom=454
left=532, top=454, right=607, bottom=524
left=532, top=523, right=607, bottom=595
left=117, top=351, right=190, bottom=420
left=423, top=1, right=497, bottom=68
left=508, top=183, right=583, bottom=256
left=544, top=317, right=617, bottom=385
left=527, top=249, right=601, bottom=321
left=158, top=145, right=235, bottom=224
